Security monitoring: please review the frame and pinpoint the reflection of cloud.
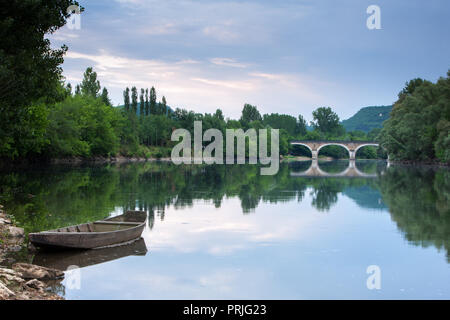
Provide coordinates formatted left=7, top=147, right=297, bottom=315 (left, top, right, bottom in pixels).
left=143, top=198, right=320, bottom=256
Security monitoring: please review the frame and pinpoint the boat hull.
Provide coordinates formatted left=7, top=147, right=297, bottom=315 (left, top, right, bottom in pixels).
left=29, top=211, right=147, bottom=249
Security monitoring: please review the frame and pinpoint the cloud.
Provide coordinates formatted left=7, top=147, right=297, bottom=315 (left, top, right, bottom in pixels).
left=63, top=49, right=339, bottom=119
left=202, top=24, right=240, bottom=43
left=210, top=58, right=249, bottom=68
left=141, top=23, right=179, bottom=35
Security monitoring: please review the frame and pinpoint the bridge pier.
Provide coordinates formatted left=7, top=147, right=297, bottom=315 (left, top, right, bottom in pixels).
left=349, top=150, right=356, bottom=161
left=311, top=150, right=318, bottom=160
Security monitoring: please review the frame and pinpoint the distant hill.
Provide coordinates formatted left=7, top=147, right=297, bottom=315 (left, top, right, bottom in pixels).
left=341, top=105, right=392, bottom=133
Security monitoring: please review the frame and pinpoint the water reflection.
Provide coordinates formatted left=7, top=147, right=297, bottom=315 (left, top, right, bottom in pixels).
left=378, top=166, right=450, bottom=262
left=32, top=238, right=148, bottom=270
left=0, top=161, right=449, bottom=298
left=0, top=162, right=447, bottom=255
left=290, top=159, right=382, bottom=178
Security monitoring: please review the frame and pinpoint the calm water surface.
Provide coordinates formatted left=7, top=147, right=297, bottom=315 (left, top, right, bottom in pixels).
left=1, top=160, right=449, bottom=299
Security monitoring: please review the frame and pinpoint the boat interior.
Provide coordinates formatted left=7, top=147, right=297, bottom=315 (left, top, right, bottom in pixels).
left=44, top=211, right=147, bottom=233
left=49, top=221, right=142, bottom=233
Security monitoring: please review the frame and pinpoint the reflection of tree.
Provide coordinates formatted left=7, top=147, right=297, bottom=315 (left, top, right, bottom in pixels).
left=0, top=161, right=388, bottom=233
left=310, top=180, right=342, bottom=212
left=378, top=167, right=450, bottom=261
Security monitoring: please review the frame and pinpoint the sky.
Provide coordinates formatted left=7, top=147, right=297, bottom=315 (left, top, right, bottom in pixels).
left=48, top=0, right=450, bottom=121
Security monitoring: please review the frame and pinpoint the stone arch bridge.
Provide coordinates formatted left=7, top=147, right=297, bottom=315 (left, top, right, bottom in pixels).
left=290, top=140, right=379, bottom=160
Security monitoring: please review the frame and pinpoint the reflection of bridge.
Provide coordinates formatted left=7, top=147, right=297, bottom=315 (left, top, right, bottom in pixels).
left=290, top=159, right=378, bottom=178
left=290, top=140, right=379, bottom=160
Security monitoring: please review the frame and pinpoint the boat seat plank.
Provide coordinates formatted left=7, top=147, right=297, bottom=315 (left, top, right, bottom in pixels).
left=94, top=221, right=142, bottom=226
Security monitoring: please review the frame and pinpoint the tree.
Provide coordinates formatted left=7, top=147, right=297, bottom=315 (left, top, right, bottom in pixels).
left=240, top=104, right=261, bottom=128
left=297, top=115, right=307, bottom=136
left=101, top=87, right=111, bottom=106
left=149, top=87, right=157, bottom=115
left=80, top=67, right=101, bottom=98
left=262, top=113, right=298, bottom=136
left=131, top=86, right=138, bottom=114
left=0, top=0, right=81, bottom=158
left=66, top=83, right=72, bottom=96
left=161, top=96, right=167, bottom=115
left=123, top=87, right=130, bottom=112
left=311, top=107, right=344, bottom=137
left=75, top=84, right=81, bottom=95
left=379, top=71, right=450, bottom=162
left=214, top=109, right=224, bottom=121
left=45, top=95, right=122, bottom=157
left=145, top=88, right=149, bottom=116
left=139, top=88, right=145, bottom=117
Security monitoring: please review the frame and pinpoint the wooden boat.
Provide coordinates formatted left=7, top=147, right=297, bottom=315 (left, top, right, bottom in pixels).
left=29, top=211, right=147, bottom=249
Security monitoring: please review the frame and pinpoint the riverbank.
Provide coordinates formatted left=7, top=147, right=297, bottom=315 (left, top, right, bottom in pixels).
left=50, top=155, right=172, bottom=165
left=388, top=159, right=450, bottom=167
left=0, top=205, right=64, bottom=300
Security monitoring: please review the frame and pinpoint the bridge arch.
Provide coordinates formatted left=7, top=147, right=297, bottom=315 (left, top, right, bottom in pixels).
left=290, top=142, right=313, bottom=153
left=290, top=142, right=313, bottom=158
left=354, top=143, right=380, bottom=154
left=317, top=143, right=350, bottom=159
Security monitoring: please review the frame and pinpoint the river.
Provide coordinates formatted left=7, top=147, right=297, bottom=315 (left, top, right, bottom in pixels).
left=0, top=160, right=448, bottom=299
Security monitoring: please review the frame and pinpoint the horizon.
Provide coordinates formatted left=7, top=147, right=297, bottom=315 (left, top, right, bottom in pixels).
left=48, top=1, right=449, bottom=122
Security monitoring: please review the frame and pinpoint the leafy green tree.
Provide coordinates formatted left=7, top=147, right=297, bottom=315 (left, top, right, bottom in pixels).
left=379, top=72, right=450, bottom=162
left=161, top=96, right=167, bottom=115
left=214, top=109, right=224, bottom=121
left=66, top=83, right=72, bottom=96
left=262, top=113, right=297, bottom=136
left=0, top=0, right=81, bottom=158
left=131, top=86, right=138, bottom=114
left=45, top=95, right=122, bottom=157
left=75, top=84, right=81, bottom=95
left=149, top=87, right=157, bottom=115
left=139, top=88, right=145, bottom=117
left=311, top=107, right=344, bottom=137
left=297, top=115, right=307, bottom=136
left=123, top=87, right=130, bottom=112
left=101, top=87, right=111, bottom=106
left=80, top=67, right=100, bottom=98
left=145, top=88, right=149, bottom=116
left=240, top=104, right=262, bottom=128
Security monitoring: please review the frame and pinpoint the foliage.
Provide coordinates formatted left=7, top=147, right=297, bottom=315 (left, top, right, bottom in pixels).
left=45, top=95, right=122, bottom=157
left=378, top=72, right=450, bottom=162
left=311, top=107, right=345, bottom=137
left=80, top=67, right=100, bottom=98
left=240, top=104, right=262, bottom=128
left=0, top=0, right=81, bottom=159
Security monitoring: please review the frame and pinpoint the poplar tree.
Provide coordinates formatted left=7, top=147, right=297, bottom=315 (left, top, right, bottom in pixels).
left=139, top=88, right=145, bottom=117
left=145, top=88, right=149, bottom=116
left=80, top=67, right=101, bottom=98
left=161, top=96, right=167, bottom=115
left=131, top=86, right=138, bottom=114
left=123, top=87, right=130, bottom=111
left=149, top=86, right=156, bottom=115
left=101, top=87, right=112, bottom=106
